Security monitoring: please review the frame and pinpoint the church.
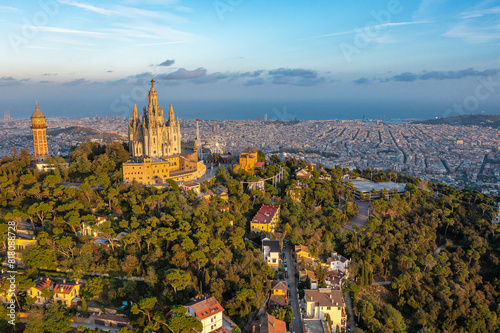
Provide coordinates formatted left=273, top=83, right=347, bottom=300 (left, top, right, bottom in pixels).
left=122, top=80, right=206, bottom=185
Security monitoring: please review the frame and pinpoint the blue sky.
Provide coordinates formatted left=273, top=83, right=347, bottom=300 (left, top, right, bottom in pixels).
left=1, top=0, right=499, bottom=120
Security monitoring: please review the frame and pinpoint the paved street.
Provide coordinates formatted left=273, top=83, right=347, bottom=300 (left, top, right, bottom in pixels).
left=284, top=243, right=303, bottom=333
left=344, top=291, right=356, bottom=332
left=343, top=200, right=370, bottom=233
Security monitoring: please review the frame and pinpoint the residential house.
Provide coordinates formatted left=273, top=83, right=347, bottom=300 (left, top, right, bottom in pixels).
left=296, top=168, right=312, bottom=179
left=181, top=182, right=201, bottom=195
left=251, top=205, right=280, bottom=234
left=185, top=296, right=224, bottom=333
left=81, top=217, right=107, bottom=237
left=326, top=252, right=350, bottom=275
left=492, top=203, right=500, bottom=224
left=28, top=277, right=55, bottom=306
left=90, top=313, right=131, bottom=329
left=325, top=271, right=343, bottom=290
left=252, top=313, right=288, bottom=333
left=294, top=245, right=318, bottom=268
left=262, top=240, right=281, bottom=270
left=53, top=280, right=81, bottom=307
left=299, top=270, right=318, bottom=290
left=269, top=280, right=288, bottom=309
left=304, top=289, right=346, bottom=328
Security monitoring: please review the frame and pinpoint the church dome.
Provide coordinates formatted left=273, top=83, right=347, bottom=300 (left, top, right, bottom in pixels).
left=31, top=103, right=45, bottom=119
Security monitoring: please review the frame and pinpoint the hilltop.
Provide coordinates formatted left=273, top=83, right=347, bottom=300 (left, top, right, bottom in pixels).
left=415, top=114, right=500, bottom=128
left=47, top=126, right=99, bottom=136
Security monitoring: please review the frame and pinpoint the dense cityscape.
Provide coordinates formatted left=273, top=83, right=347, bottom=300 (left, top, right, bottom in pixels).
left=1, top=115, right=498, bottom=193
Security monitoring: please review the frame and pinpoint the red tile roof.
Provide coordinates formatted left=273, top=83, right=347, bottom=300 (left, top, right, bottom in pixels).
left=255, top=162, right=265, bottom=168
left=252, top=205, right=280, bottom=224
left=252, top=314, right=287, bottom=333
left=185, top=297, right=224, bottom=320
left=54, top=283, right=76, bottom=295
left=34, top=277, right=54, bottom=291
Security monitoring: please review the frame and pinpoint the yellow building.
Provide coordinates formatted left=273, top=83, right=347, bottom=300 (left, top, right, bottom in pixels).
left=31, top=102, right=48, bottom=159
left=53, top=281, right=81, bottom=307
left=236, top=148, right=259, bottom=173
left=305, top=288, right=346, bottom=328
left=250, top=205, right=280, bottom=233
left=28, top=277, right=55, bottom=306
left=123, top=80, right=206, bottom=185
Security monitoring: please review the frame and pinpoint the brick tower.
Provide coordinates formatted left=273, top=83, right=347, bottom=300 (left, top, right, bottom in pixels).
left=31, top=102, right=48, bottom=159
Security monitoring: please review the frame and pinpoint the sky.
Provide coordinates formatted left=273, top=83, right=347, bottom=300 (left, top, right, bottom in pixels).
left=1, top=0, right=500, bottom=120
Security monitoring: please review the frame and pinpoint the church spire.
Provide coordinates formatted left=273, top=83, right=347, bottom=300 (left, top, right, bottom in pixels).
left=148, top=78, right=159, bottom=115
left=133, top=102, right=139, bottom=120
left=168, top=103, right=175, bottom=122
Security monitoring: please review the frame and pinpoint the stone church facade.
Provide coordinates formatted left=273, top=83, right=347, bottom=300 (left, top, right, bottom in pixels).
left=123, top=80, right=206, bottom=185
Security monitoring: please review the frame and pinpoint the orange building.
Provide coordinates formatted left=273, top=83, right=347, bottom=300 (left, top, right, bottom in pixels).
left=31, top=102, right=48, bottom=159
left=236, top=148, right=259, bottom=173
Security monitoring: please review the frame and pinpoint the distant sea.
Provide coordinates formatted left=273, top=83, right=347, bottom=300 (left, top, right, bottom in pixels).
left=1, top=98, right=475, bottom=121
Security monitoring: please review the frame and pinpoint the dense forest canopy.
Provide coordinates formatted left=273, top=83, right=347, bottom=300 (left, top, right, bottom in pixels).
left=0, top=146, right=498, bottom=333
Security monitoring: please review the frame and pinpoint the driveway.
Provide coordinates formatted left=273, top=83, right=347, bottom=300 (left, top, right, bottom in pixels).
left=343, top=200, right=370, bottom=233
left=344, top=291, right=356, bottom=332
left=284, top=243, right=302, bottom=333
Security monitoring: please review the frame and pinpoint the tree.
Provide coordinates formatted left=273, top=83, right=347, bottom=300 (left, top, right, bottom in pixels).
left=131, top=297, right=157, bottom=326
left=43, top=302, right=71, bottom=333
left=272, top=307, right=286, bottom=321
left=121, top=255, right=140, bottom=276
left=81, top=277, right=105, bottom=299
left=167, top=305, right=203, bottom=333
left=24, top=308, right=44, bottom=333
left=106, top=142, right=130, bottom=166
left=382, top=304, right=407, bottom=333
left=165, top=269, right=191, bottom=293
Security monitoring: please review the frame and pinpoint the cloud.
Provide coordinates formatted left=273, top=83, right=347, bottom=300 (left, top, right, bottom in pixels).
left=64, top=78, right=90, bottom=86
left=159, top=68, right=207, bottom=80
left=392, top=72, right=418, bottom=82
left=354, top=77, right=370, bottom=85
left=244, top=78, right=265, bottom=86
left=237, top=70, right=264, bottom=78
left=58, top=0, right=186, bottom=22
left=272, top=76, right=291, bottom=85
left=378, top=67, right=500, bottom=83
left=443, top=24, right=500, bottom=44
left=268, top=68, right=326, bottom=86
left=318, top=21, right=432, bottom=38
left=39, top=81, right=53, bottom=84
left=460, top=6, right=500, bottom=19
left=31, top=26, right=111, bottom=38
left=420, top=68, right=500, bottom=80
left=269, top=68, right=317, bottom=79
left=192, top=73, right=228, bottom=84
left=294, top=77, right=326, bottom=86
left=0, top=5, right=19, bottom=13
left=0, top=77, right=30, bottom=86
left=158, top=59, right=175, bottom=67
left=43, top=73, right=57, bottom=76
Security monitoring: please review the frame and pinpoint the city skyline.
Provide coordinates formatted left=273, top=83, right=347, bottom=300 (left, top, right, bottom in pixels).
left=1, top=0, right=500, bottom=119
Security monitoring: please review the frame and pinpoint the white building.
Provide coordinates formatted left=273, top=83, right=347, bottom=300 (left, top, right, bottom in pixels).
left=262, top=240, right=281, bottom=269
left=326, top=252, right=350, bottom=275
left=185, top=297, right=224, bottom=333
